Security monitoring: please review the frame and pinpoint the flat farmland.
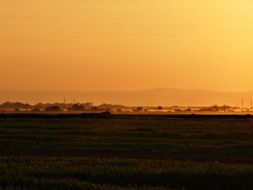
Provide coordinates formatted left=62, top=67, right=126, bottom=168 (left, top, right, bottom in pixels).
left=0, top=114, right=253, bottom=189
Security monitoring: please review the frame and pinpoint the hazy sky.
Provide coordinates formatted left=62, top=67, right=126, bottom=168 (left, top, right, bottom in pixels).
left=1, top=0, right=253, bottom=92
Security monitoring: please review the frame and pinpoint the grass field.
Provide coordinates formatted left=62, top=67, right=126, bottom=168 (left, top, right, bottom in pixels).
left=0, top=114, right=253, bottom=189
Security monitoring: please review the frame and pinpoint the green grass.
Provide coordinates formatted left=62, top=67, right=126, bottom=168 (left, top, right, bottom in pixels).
left=0, top=116, right=253, bottom=161
left=0, top=157, right=253, bottom=190
left=0, top=115, right=253, bottom=189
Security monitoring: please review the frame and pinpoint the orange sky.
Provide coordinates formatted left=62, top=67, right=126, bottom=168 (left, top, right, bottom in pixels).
left=1, top=0, right=253, bottom=92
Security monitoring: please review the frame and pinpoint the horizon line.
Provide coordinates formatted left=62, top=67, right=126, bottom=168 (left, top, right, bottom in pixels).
left=0, top=88, right=253, bottom=94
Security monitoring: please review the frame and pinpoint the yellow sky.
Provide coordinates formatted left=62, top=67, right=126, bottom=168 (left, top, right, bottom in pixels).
left=1, top=0, right=253, bottom=92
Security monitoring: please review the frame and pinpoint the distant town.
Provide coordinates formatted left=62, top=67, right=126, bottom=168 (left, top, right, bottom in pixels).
left=0, top=101, right=252, bottom=114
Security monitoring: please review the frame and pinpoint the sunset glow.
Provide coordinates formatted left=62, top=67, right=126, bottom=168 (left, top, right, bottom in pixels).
left=1, top=0, right=253, bottom=92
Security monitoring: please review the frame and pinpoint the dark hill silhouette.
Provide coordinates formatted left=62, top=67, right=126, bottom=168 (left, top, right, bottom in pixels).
left=0, top=88, right=252, bottom=106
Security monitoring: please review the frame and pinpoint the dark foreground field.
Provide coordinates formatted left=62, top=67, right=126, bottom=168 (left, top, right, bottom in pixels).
left=0, top=114, right=253, bottom=189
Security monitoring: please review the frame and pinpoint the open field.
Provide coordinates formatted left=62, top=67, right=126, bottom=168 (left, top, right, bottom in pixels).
left=0, top=114, right=253, bottom=189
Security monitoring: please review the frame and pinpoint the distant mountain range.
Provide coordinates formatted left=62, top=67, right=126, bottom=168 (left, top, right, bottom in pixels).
left=0, top=88, right=253, bottom=106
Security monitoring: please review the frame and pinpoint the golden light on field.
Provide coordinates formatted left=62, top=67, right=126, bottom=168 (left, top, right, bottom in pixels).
left=0, top=0, right=253, bottom=92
